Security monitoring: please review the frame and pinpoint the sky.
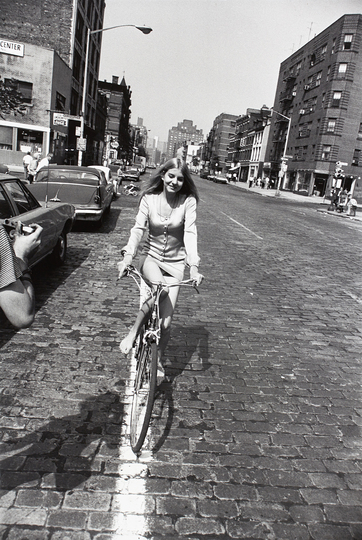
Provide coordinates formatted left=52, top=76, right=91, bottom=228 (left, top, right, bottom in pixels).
left=99, top=0, right=362, bottom=142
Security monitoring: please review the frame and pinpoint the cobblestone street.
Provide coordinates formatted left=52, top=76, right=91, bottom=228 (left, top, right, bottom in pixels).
left=1, top=177, right=362, bottom=539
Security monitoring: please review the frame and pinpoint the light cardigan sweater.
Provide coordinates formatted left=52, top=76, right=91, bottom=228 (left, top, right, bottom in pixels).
left=121, top=193, right=200, bottom=278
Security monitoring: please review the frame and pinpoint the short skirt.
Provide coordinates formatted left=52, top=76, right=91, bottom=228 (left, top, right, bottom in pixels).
left=139, top=254, right=185, bottom=281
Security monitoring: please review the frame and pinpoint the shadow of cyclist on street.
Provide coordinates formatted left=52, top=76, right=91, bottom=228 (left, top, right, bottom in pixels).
left=0, top=391, right=124, bottom=494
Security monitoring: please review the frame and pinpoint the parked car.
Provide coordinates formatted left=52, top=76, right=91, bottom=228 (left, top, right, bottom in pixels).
left=199, top=169, right=209, bottom=179
left=0, top=173, right=75, bottom=266
left=88, top=165, right=120, bottom=197
left=213, top=175, right=229, bottom=184
left=29, top=165, right=113, bottom=225
left=123, top=167, right=141, bottom=182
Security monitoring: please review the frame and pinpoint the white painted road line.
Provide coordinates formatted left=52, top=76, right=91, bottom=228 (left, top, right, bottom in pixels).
left=220, top=211, right=263, bottom=240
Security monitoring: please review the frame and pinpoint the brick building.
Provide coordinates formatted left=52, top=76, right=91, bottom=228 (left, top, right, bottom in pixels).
left=264, top=14, right=362, bottom=200
left=228, top=107, right=271, bottom=183
left=166, top=120, right=203, bottom=160
left=98, top=76, right=132, bottom=164
left=205, top=113, right=238, bottom=173
left=0, top=0, right=105, bottom=166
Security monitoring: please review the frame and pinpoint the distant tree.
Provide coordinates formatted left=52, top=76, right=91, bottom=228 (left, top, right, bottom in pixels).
left=0, top=78, right=26, bottom=119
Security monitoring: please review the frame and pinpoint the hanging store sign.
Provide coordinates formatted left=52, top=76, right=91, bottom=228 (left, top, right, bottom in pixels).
left=53, top=113, right=68, bottom=126
left=0, top=40, right=24, bottom=57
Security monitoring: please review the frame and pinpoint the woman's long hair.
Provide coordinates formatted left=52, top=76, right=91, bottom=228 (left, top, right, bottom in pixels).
left=140, top=158, right=199, bottom=203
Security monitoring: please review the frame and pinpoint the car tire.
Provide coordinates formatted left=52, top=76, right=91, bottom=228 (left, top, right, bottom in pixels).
left=52, top=231, right=67, bottom=265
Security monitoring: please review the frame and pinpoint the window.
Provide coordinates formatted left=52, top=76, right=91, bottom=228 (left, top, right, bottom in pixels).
left=358, top=122, right=362, bottom=136
left=75, top=11, right=84, bottom=45
left=5, top=79, right=33, bottom=103
left=343, top=34, right=353, bottom=50
left=326, top=66, right=331, bottom=81
left=338, top=63, right=347, bottom=77
left=0, top=189, right=13, bottom=219
left=331, top=38, right=336, bottom=54
left=55, top=91, right=66, bottom=111
left=327, top=119, right=336, bottom=133
left=3, top=181, right=39, bottom=214
left=321, top=44, right=327, bottom=57
left=332, top=91, right=342, bottom=107
left=316, top=71, right=322, bottom=86
left=352, top=149, right=360, bottom=166
left=321, top=145, right=331, bottom=160
left=72, top=50, right=81, bottom=82
left=0, top=126, right=13, bottom=150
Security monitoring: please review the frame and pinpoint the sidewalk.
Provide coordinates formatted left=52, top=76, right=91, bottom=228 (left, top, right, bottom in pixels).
left=228, top=180, right=362, bottom=221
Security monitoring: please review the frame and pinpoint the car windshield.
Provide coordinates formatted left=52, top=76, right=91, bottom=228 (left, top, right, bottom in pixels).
left=37, top=170, right=100, bottom=186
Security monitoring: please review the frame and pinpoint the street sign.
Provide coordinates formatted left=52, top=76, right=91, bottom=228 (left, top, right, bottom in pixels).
left=76, top=137, right=87, bottom=151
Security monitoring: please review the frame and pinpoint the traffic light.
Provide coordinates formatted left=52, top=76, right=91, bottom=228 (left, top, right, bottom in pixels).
left=334, top=167, right=344, bottom=179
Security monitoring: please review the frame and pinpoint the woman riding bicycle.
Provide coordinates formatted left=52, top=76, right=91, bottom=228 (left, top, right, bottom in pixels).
left=117, top=157, right=204, bottom=382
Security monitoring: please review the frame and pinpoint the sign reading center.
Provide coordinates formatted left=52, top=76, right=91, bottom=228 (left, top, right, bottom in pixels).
left=0, top=40, right=24, bottom=57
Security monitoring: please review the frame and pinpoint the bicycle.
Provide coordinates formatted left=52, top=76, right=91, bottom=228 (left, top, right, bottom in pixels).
left=121, top=264, right=199, bottom=454
left=122, top=183, right=140, bottom=197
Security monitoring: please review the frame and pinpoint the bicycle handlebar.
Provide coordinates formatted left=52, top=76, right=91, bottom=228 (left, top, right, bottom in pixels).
left=122, top=264, right=200, bottom=293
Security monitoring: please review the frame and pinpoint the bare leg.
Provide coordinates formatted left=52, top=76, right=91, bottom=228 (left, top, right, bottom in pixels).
left=119, top=295, right=154, bottom=354
left=120, top=258, right=165, bottom=355
left=158, top=279, right=180, bottom=360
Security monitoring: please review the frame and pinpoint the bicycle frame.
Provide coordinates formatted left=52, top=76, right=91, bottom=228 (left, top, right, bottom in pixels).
left=125, top=264, right=198, bottom=346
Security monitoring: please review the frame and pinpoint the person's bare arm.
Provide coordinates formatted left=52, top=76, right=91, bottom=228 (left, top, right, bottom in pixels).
left=0, top=224, right=42, bottom=328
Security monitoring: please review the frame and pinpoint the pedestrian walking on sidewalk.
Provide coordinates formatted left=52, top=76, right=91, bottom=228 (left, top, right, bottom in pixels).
left=27, top=155, right=38, bottom=184
left=22, top=152, right=32, bottom=181
left=117, top=157, right=204, bottom=383
left=346, top=194, right=358, bottom=216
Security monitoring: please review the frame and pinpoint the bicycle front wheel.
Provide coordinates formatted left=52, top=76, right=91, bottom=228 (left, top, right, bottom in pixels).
left=130, top=338, right=158, bottom=453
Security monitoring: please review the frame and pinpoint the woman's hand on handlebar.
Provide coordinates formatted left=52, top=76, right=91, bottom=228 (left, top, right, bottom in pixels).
left=190, top=266, right=204, bottom=287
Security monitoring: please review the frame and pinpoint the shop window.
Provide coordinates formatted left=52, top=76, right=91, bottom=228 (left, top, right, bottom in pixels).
left=0, top=126, right=13, bottom=150
left=331, top=91, right=341, bottom=107
left=17, top=128, right=43, bottom=153
left=343, top=34, right=353, bottom=50
left=321, top=145, right=331, bottom=160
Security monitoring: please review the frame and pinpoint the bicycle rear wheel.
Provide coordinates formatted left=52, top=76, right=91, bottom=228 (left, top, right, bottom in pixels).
left=130, top=335, right=158, bottom=453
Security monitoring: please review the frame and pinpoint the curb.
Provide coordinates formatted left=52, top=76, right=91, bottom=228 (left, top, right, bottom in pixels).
left=316, top=207, right=362, bottom=222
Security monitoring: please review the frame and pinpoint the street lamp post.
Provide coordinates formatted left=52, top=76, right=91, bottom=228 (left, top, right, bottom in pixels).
left=78, top=24, right=152, bottom=167
left=270, top=108, right=291, bottom=195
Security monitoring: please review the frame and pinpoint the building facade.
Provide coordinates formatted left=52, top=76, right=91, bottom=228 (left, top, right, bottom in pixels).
left=205, top=113, right=238, bottom=173
left=0, top=42, right=71, bottom=165
left=228, top=107, right=271, bottom=182
left=98, top=76, right=132, bottom=164
left=0, top=0, right=106, bottom=166
left=264, top=14, right=362, bottom=200
left=166, top=120, right=204, bottom=159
